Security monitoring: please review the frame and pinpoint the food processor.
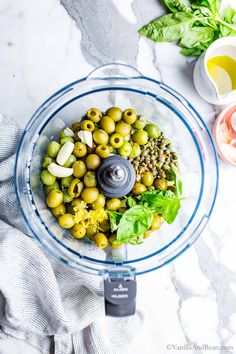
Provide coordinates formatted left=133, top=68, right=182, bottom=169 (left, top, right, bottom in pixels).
left=15, top=63, right=219, bottom=316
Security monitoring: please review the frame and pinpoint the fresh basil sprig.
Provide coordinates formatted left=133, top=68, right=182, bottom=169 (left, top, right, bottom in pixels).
left=139, top=0, right=236, bottom=56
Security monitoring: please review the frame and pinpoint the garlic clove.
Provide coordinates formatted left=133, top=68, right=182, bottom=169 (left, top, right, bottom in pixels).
left=56, top=142, right=74, bottom=166
left=48, top=163, right=73, bottom=177
left=78, top=130, right=93, bottom=148
left=63, top=127, right=74, bottom=137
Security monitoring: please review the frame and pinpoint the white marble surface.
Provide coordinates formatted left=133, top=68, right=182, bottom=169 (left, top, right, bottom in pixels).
left=0, top=0, right=236, bottom=353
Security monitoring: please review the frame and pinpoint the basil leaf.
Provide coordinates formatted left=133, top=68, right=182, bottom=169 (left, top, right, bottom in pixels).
left=162, top=0, right=191, bottom=13
left=223, top=6, right=236, bottom=24
left=220, top=7, right=236, bottom=36
left=126, top=196, right=137, bottom=208
left=166, top=168, right=183, bottom=197
left=107, top=211, right=123, bottom=232
left=180, top=46, right=207, bottom=56
left=139, top=190, right=181, bottom=224
left=117, top=205, right=153, bottom=245
left=179, top=26, right=215, bottom=48
left=139, top=12, right=196, bottom=43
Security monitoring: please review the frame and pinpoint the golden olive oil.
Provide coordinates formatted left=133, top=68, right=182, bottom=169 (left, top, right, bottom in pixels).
left=207, top=55, right=236, bottom=95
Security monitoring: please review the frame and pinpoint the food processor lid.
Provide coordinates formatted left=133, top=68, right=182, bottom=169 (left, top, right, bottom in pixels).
left=15, top=63, right=219, bottom=277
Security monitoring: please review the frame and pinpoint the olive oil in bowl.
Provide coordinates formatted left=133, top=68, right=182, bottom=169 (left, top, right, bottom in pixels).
left=207, top=55, right=236, bottom=95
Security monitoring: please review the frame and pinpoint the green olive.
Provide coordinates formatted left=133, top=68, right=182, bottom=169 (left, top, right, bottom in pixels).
left=132, top=183, right=147, bottom=195
left=141, top=171, right=154, bottom=187
left=92, top=194, right=106, bottom=210
left=84, top=171, right=97, bottom=187
left=117, top=141, right=132, bottom=157
left=63, top=189, right=74, bottom=203
left=151, top=215, right=163, bottom=231
left=144, top=123, right=161, bottom=139
left=60, top=137, right=74, bottom=145
left=123, top=134, right=131, bottom=142
left=109, top=133, right=124, bottom=148
left=99, top=220, right=110, bottom=232
left=115, top=121, right=131, bottom=137
left=86, top=225, right=98, bottom=239
left=73, top=160, right=87, bottom=178
left=86, top=108, right=102, bottom=123
left=132, top=116, right=146, bottom=130
left=81, top=119, right=95, bottom=132
left=95, top=144, right=110, bottom=158
left=41, top=170, right=56, bottom=186
left=73, top=142, right=87, bottom=158
left=71, top=223, right=86, bottom=238
left=144, top=230, right=151, bottom=238
left=47, top=141, right=61, bottom=158
left=106, top=198, right=121, bottom=211
left=61, top=175, right=74, bottom=188
left=68, top=179, right=84, bottom=198
left=51, top=204, right=66, bottom=218
left=100, top=116, right=116, bottom=134
left=106, top=107, right=122, bottom=122
left=129, top=143, right=141, bottom=158
left=94, top=233, right=108, bottom=248
left=87, top=142, right=97, bottom=154
left=42, top=156, right=54, bottom=168
left=85, top=154, right=101, bottom=170
left=123, top=108, right=137, bottom=124
left=154, top=178, right=168, bottom=191
left=81, top=187, right=99, bottom=203
left=132, top=130, right=148, bottom=145
left=74, top=131, right=81, bottom=141
left=108, top=234, right=121, bottom=248
left=63, top=154, right=76, bottom=168
left=44, top=181, right=60, bottom=195
left=58, top=213, right=75, bottom=228
left=71, top=121, right=81, bottom=132
left=93, top=129, right=109, bottom=145
left=46, top=189, right=63, bottom=208
left=71, top=198, right=86, bottom=210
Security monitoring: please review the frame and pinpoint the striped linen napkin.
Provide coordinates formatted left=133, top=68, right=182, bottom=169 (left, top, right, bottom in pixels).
left=0, top=117, right=143, bottom=354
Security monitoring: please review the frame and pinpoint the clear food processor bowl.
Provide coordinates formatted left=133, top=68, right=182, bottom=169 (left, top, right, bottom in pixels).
left=15, top=63, right=219, bottom=276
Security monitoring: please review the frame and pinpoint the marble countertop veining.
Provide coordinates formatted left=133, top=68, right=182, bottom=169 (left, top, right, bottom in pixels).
left=0, top=1, right=236, bottom=354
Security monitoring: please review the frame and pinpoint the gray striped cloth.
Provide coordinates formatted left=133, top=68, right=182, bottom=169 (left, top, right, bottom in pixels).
left=0, top=117, right=143, bottom=354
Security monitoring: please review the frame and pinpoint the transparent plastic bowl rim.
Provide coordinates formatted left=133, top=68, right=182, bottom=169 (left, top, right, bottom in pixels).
left=14, top=63, right=219, bottom=275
